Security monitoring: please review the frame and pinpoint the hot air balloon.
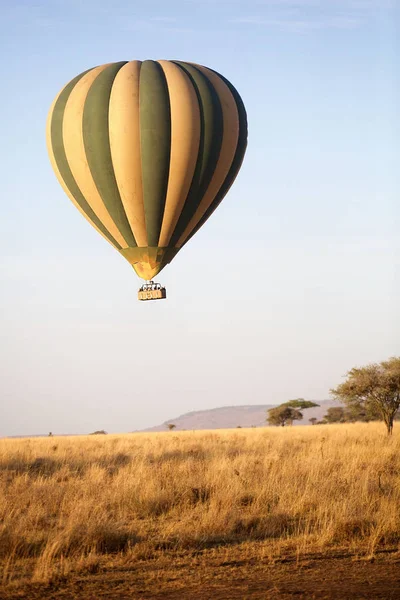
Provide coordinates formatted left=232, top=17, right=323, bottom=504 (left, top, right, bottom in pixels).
left=46, top=60, right=247, bottom=301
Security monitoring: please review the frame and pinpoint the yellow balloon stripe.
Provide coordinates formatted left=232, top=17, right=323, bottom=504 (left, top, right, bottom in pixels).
left=62, top=65, right=128, bottom=248
left=157, top=60, right=201, bottom=247
left=109, top=61, right=148, bottom=247
left=46, top=91, right=121, bottom=252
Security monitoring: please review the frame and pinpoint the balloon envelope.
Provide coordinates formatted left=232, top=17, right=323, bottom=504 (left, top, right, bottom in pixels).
left=46, top=60, right=247, bottom=280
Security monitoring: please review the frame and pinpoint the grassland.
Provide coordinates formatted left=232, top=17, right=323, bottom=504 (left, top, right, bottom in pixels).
left=0, top=423, right=399, bottom=598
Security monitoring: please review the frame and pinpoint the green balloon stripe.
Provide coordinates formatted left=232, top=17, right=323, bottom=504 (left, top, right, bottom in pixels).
left=50, top=71, right=122, bottom=250
left=168, top=61, right=224, bottom=247
left=182, top=70, right=248, bottom=247
left=82, top=62, right=137, bottom=248
left=139, top=61, right=172, bottom=247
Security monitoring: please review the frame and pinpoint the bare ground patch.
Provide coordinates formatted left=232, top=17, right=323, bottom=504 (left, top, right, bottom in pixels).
left=1, top=547, right=399, bottom=600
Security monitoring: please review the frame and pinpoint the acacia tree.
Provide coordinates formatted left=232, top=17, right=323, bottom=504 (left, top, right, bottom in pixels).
left=330, top=357, right=400, bottom=435
left=167, top=423, right=176, bottom=431
left=282, top=399, right=319, bottom=410
left=324, top=407, right=346, bottom=423
left=267, top=406, right=303, bottom=427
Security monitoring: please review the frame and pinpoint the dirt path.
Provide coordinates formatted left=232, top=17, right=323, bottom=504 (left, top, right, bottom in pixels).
left=2, top=551, right=400, bottom=600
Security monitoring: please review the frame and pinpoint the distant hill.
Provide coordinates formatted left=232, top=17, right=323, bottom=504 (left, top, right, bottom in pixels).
left=142, top=400, right=344, bottom=432
left=6, top=401, right=344, bottom=439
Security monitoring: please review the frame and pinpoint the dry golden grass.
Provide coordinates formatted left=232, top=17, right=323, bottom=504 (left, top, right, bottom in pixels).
left=0, top=423, right=399, bottom=589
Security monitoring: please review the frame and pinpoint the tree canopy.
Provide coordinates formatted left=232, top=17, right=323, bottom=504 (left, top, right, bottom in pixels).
left=266, top=399, right=319, bottom=427
left=330, top=357, right=400, bottom=435
left=324, top=407, right=346, bottom=423
left=267, top=406, right=303, bottom=427
left=282, top=399, right=319, bottom=410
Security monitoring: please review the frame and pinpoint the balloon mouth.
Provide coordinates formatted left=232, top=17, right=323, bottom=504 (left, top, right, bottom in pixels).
left=119, top=247, right=179, bottom=281
left=132, top=262, right=163, bottom=280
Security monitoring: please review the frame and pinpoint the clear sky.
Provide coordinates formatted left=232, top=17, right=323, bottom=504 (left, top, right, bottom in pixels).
left=0, top=0, right=399, bottom=436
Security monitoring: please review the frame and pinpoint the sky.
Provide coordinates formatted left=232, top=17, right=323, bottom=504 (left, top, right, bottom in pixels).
left=0, top=0, right=399, bottom=436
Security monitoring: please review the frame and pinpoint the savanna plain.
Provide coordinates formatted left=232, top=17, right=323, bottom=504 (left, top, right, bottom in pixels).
left=1, top=424, right=399, bottom=599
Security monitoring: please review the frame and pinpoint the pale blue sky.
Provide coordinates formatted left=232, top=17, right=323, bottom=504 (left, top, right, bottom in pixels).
left=1, top=0, right=399, bottom=436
